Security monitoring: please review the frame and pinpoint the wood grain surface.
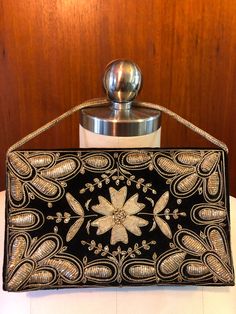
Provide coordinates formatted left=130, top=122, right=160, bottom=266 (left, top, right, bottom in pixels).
left=0, top=0, right=236, bottom=195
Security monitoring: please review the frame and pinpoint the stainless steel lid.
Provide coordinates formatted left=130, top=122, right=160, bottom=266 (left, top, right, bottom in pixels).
left=80, top=59, right=161, bottom=137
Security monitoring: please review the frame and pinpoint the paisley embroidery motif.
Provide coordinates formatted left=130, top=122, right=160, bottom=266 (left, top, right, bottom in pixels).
left=153, top=151, right=223, bottom=202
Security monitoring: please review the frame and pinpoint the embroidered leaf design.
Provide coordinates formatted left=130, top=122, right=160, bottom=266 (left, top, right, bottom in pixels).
left=89, top=185, right=95, bottom=192
left=149, top=163, right=154, bottom=170
left=85, top=199, right=91, bottom=211
left=208, top=228, right=228, bottom=262
left=149, top=220, right=156, bottom=232
left=117, top=275, right=122, bottom=283
left=56, top=212, right=62, bottom=223
left=66, top=217, right=84, bottom=242
left=152, top=252, right=157, bottom=261
left=64, top=212, right=71, bottom=223
left=83, top=256, right=87, bottom=265
left=127, top=179, right=131, bottom=186
left=86, top=220, right=91, bottom=235
left=107, top=256, right=116, bottom=262
left=154, top=191, right=169, bottom=215
left=121, top=169, right=132, bottom=175
left=200, top=231, right=206, bottom=239
left=155, top=216, right=172, bottom=239
left=66, top=193, right=84, bottom=216
left=145, top=197, right=154, bottom=207
left=143, top=186, right=148, bottom=192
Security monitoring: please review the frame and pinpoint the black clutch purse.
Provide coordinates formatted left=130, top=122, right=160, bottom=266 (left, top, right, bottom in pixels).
left=3, top=99, right=234, bottom=291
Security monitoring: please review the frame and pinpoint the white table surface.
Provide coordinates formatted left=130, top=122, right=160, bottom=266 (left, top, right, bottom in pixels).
left=0, top=190, right=235, bottom=314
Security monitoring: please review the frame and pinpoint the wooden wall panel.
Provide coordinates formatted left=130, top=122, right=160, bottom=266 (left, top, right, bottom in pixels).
left=0, top=0, right=236, bottom=195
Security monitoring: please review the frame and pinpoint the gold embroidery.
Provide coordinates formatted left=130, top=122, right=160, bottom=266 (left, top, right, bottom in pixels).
left=191, top=203, right=226, bottom=225
left=129, top=265, right=156, bottom=278
left=65, top=193, right=85, bottom=242
left=8, top=152, right=31, bottom=177
left=85, top=265, right=112, bottom=279
left=9, top=174, right=23, bottom=201
left=84, top=155, right=109, bottom=168
left=203, top=252, right=233, bottom=283
left=182, top=235, right=207, bottom=255
left=199, top=208, right=225, bottom=220
left=6, top=233, right=83, bottom=290
left=83, top=260, right=117, bottom=283
left=198, top=152, right=220, bottom=174
left=66, top=219, right=84, bottom=242
left=41, top=159, right=77, bottom=179
left=9, top=212, right=36, bottom=230
left=152, top=192, right=172, bottom=239
left=4, top=149, right=234, bottom=290
left=30, top=176, right=59, bottom=197
left=7, top=261, right=34, bottom=291
left=159, top=252, right=186, bottom=275
left=28, top=270, right=54, bottom=284
left=91, top=186, right=148, bottom=245
left=8, top=236, right=27, bottom=272
left=176, top=152, right=202, bottom=165
left=28, top=154, right=53, bottom=167
left=156, top=156, right=194, bottom=175
left=126, top=151, right=151, bottom=165
left=41, top=258, right=80, bottom=281
left=176, top=173, right=199, bottom=193
left=10, top=212, right=36, bottom=227
left=186, top=262, right=209, bottom=276
left=31, top=240, right=58, bottom=262
left=207, top=172, right=220, bottom=196
left=208, top=228, right=228, bottom=262
left=154, top=151, right=223, bottom=202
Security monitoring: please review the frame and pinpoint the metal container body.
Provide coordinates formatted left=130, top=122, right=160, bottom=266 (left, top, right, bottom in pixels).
left=79, top=125, right=161, bottom=148
left=80, top=105, right=161, bottom=137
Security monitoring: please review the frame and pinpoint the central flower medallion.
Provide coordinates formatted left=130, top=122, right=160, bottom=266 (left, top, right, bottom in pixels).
left=91, top=186, right=148, bottom=245
left=113, top=209, right=127, bottom=224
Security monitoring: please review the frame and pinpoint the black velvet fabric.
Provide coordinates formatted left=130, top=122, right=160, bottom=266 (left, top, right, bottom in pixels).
left=3, top=148, right=234, bottom=291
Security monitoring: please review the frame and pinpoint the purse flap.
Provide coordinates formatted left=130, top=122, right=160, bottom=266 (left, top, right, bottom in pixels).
left=3, top=148, right=234, bottom=291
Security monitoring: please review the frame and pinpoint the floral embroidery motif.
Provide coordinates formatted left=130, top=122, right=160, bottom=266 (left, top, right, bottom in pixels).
left=153, top=151, right=223, bottom=202
left=4, top=149, right=234, bottom=291
left=91, top=186, right=148, bottom=245
left=156, top=225, right=233, bottom=283
left=6, top=233, right=83, bottom=291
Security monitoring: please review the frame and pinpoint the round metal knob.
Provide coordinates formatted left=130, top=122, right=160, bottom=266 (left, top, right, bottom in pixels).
left=80, top=59, right=161, bottom=136
left=103, top=59, right=142, bottom=105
